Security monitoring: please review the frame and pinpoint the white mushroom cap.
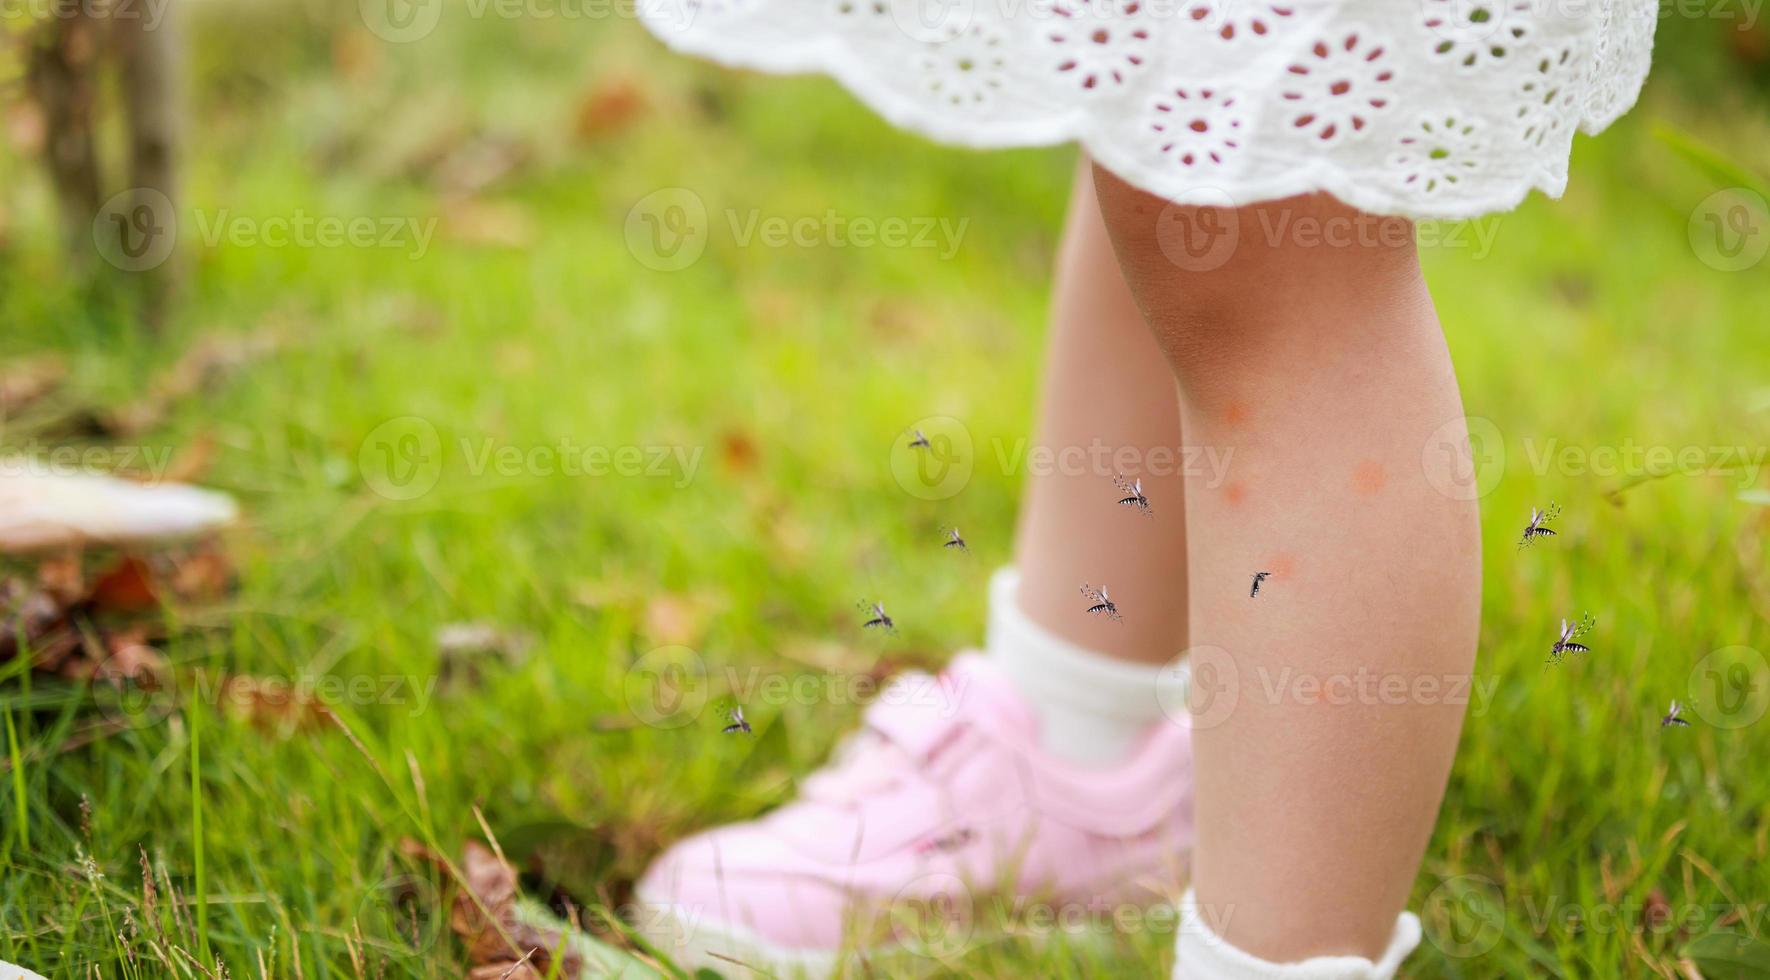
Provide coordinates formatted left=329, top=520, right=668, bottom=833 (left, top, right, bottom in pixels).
left=0, top=462, right=238, bottom=554
left=1, top=960, right=51, bottom=980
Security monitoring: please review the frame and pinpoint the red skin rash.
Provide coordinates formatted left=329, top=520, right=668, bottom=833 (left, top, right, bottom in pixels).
left=1352, top=459, right=1387, bottom=496
left=1225, top=481, right=1249, bottom=507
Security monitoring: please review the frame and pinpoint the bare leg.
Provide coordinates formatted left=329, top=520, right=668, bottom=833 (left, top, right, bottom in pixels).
left=1012, top=157, right=1189, bottom=667
left=1092, top=173, right=1481, bottom=961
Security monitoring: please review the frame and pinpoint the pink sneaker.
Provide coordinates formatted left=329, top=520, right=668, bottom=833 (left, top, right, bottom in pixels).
left=634, top=652, right=1194, bottom=975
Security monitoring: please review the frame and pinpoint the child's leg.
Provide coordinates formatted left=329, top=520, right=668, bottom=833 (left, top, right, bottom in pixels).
left=988, top=157, right=1191, bottom=766
left=1012, top=157, right=1189, bottom=667
left=1091, top=173, right=1481, bottom=963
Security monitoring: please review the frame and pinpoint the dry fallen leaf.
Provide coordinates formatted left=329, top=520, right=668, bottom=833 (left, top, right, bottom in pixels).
left=0, top=356, right=66, bottom=415
left=88, top=556, right=161, bottom=614
left=441, top=201, right=535, bottom=249
left=450, top=842, right=585, bottom=979
left=574, top=76, right=648, bottom=142
left=719, top=429, right=760, bottom=474
left=641, top=591, right=726, bottom=647
left=216, top=674, right=330, bottom=736
left=168, top=546, right=234, bottom=603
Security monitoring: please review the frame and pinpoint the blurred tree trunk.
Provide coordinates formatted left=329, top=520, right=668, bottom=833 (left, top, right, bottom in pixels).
left=117, top=0, right=183, bottom=331
left=25, top=3, right=182, bottom=330
left=27, top=12, right=102, bottom=261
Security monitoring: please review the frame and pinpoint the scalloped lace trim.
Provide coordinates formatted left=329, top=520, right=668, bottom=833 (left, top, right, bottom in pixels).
left=639, top=0, right=1655, bottom=220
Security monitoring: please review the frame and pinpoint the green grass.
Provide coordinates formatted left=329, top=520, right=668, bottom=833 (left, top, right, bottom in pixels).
left=3, top=3, right=1770, bottom=976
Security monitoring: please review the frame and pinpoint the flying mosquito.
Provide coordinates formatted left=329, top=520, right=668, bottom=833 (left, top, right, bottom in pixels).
left=1080, top=583, right=1121, bottom=623
left=1518, top=503, right=1563, bottom=550
left=1250, top=571, right=1272, bottom=598
left=941, top=526, right=968, bottom=553
left=1113, top=473, right=1152, bottom=516
left=1547, top=612, right=1595, bottom=664
left=721, top=705, right=753, bottom=736
left=859, top=600, right=896, bottom=632
left=907, top=429, right=932, bottom=451
left=1660, top=700, right=1692, bottom=728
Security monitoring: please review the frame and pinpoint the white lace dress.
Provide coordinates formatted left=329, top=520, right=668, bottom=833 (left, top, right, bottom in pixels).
left=638, top=0, right=1657, bottom=219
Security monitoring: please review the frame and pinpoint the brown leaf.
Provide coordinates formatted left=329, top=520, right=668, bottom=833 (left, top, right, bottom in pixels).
left=88, top=555, right=161, bottom=613
left=0, top=356, right=66, bottom=414
left=0, top=578, right=67, bottom=663
left=441, top=201, right=535, bottom=249
left=641, top=592, right=722, bottom=647
left=80, top=627, right=169, bottom=684
left=168, top=546, right=234, bottom=603
left=574, top=77, right=648, bottom=142
left=719, top=430, right=760, bottom=473
left=450, top=842, right=584, bottom=978
left=36, top=551, right=86, bottom=605
left=217, top=674, right=328, bottom=735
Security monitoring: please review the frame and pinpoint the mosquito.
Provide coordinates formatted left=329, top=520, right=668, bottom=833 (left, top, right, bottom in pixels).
left=941, top=526, right=968, bottom=553
left=1660, top=700, right=1692, bottom=728
left=1113, top=473, right=1152, bottom=516
left=1547, top=612, right=1595, bottom=664
left=721, top=705, right=753, bottom=736
left=1250, top=571, right=1271, bottom=598
left=859, top=600, right=895, bottom=632
left=1518, top=503, right=1562, bottom=550
left=1080, top=583, right=1121, bottom=622
left=907, top=429, right=932, bottom=451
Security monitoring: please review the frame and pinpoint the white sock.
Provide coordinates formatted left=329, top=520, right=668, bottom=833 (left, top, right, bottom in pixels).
left=986, top=567, right=1187, bottom=766
left=1174, top=889, right=1422, bottom=980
